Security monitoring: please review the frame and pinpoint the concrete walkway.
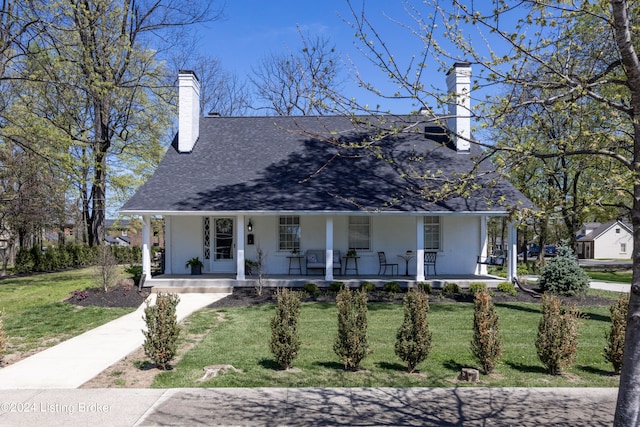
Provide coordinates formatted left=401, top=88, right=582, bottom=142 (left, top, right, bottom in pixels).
left=0, top=293, right=228, bottom=390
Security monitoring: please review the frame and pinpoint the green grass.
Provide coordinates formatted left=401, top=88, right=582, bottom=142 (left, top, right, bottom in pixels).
left=153, top=300, right=620, bottom=388
left=0, top=269, right=135, bottom=354
left=587, top=270, right=632, bottom=284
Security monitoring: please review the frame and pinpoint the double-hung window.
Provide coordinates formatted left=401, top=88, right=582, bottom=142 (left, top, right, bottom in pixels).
left=348, top=217, right=370, bottom=251
left=424, top=216, right=441, bottom=250
left=279, top=216, right=300, bottom=251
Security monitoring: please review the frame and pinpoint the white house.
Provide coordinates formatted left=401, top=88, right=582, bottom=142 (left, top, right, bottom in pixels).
left=576, top=220, right=633, bottom=259
left=120, top=63, right=534, bottom=288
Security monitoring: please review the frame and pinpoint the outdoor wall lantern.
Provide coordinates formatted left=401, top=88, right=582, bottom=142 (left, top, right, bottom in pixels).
left=247, top=219, right=253, bottom=232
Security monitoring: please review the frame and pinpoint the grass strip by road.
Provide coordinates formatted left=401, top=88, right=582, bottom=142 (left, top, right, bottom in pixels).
left=587, top=270, right=632, bottom=284
left=154, top=300, right=619, bottom=388
left=0, top=269, right=135, bottom=356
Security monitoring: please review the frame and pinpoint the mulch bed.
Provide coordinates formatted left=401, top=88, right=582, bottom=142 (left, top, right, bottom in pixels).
left=207, top=286, right=617, bottom=309
left=66, top=285, right=151, bottom=308
left=64, top=284, right=616, bottom=309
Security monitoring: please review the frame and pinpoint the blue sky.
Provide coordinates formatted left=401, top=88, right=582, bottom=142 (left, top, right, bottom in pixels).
left=193, top=1, right=453, bottom=114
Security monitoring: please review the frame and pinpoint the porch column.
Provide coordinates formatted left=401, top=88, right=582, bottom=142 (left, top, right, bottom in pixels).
left=164, top=216, right=172, bottom=274
left=477, top=216, right=488, bottom=275
left=325, top=217, right=334, bottom=281
left=236, top=215, right=246, bottom=280
left=141, top=215, right=152, bottom=279
left=507, top=221, right=517, bottom=282
left=416, top=216, right=425, bottom=281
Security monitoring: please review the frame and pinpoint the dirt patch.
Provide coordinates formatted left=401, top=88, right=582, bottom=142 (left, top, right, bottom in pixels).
left=66, top=284, right=151, bottom=308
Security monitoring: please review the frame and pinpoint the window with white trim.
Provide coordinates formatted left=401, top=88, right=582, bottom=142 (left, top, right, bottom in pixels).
left=621, top=243, right=627, bottom=253
left=424, top=216, right=441, bottom=250
left=348, top=217, right=370, bottom=251
left=278, top=216, right=300, bottom=251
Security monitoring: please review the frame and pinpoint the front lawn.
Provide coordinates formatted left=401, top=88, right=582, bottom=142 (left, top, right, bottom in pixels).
left=587, top=270, right=632, bottom=284
left=0, top=269, right=135, bottom=357
left=153, top=300, right=619, bottom=388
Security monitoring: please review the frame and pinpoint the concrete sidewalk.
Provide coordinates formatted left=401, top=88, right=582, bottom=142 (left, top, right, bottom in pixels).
left=590, top=281, right=630, bottom=293
left=0, top=293, right=228, bottom=390
left=0, top=387, right=618, bottom=426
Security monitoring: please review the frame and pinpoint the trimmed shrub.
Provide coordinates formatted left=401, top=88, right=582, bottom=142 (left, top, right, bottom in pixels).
left=496, top=281, right=517, bottom=296
left=14, top=248, right=34, bottom=273
left=538, top=243, right=589, bottom=296
left=383, top=281, right=401, bottom=294
left=302, top=283, right=319, bottom=297
left=443, top=282, right=461, bottom=296
left=417, top=282, right=432, bottom=294
left=469, top=282, right=487, bottom=294
left=471, top=289, right=502, bottom=374
left=359, top=282, right=377, bottom=293
left=395, top=289, right=432, bottom=373
left=329, top=281, right=345, bottom=293
left=125, top=265, right=143, bottom=287
left=605, top=294, right=629, bottom=374
left=143, top=293, right=180, bottom=370
left=269, top=288, right=301, bottom=370
left=334, top=287, right=369, bottom=371
left=535, top=294, right=580, bottom=375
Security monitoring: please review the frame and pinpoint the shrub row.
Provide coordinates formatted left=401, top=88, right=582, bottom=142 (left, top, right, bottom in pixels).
left=13, top=244, right=142, bottom=274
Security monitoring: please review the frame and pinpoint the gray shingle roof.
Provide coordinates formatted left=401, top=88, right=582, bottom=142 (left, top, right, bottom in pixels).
left=121, top=115, right=534, bottom=214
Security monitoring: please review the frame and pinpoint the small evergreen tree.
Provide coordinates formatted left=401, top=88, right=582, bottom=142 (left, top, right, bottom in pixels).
left=605, top=294, right=629, bottom=374
left=536, top=293, right=580, bottom=375
left=395, top=288, right=432, bottom=373
left=269, top=288, right=301, bottom=370
left=538, top=242, right=589, bottom=296
left=142, top=293, right=180, bottom=370
left=333, top=287, right=369, bottom=371
left=471, top=289, right=502, bottom=374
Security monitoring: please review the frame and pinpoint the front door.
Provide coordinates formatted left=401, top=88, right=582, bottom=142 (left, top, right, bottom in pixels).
left=211, top=217, right=235, bottom=273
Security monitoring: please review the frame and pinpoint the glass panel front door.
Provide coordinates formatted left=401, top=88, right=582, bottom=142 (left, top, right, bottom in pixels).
left=212, top=217, right=235, bottom=272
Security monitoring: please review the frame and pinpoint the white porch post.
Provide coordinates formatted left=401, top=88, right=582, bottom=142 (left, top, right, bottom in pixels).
left=141, top=215, right=152, bottom=279
left=507, top=221, right=517, bottom=282
left=477, top=216, right=488, bottom=275
left=236, top=215, right=246, bottom=280
left=416, top=216, right=425, bottom=281
left=325, top=217, right=334, bottom=281
left=164, top=216, right=172, bottom=274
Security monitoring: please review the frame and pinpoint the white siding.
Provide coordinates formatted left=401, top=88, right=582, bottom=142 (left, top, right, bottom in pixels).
left=593, top=226, right=633, bottom=259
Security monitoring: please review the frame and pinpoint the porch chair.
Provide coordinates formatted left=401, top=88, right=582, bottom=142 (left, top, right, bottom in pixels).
left=332, top=250, right=342, bottom=275
left=377, top=251, right=398, bottom=276
left=424, top=251, right=437, bottom=276
left=305, top=249, right=325, bottom=275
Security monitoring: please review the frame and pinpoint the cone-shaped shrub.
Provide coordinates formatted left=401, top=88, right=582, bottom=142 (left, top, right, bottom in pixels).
left=535, top=293, right=580, bottom=375
left=605, top=294, right=629, bottom=374
left=471, top=289, right=502, bottom=374
left=395, top=288, right=432, bottom=373
left=333, top=287, right=369, bottom=371
left=538, top=243, right=589, bottom=296
left=269, top=288, right=301, bottom=370
left=143, top=293, right=180, bottom=370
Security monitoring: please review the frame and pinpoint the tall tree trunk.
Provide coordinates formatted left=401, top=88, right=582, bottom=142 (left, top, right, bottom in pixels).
left=611, top=1, right=640, bottom=424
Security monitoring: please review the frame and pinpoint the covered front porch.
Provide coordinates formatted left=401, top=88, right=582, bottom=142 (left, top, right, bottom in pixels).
left=144, top=273, right=509, bottom=293
left=136, top=212, right=519, bottom=290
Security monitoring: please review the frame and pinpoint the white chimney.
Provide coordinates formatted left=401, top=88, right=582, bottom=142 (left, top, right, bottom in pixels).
left=178, top=70, right=201, bottom=153
left=446, top=62, right=471, bottom=152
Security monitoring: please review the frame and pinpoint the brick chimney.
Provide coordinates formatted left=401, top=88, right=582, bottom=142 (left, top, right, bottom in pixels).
left=178, top=70, right=200, bottom=153
left=446, top=62, right=471, bottom=152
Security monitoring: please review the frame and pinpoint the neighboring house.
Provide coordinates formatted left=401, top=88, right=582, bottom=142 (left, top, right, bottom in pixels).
left=105, top=218, right=164, bottom=248
left=576, top=220, right=632, bottom=259
left=121, top=64, right=534, bottom=284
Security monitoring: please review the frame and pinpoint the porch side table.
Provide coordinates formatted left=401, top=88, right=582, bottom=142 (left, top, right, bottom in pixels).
left=397, top=253, right=415, bottom=276
left=343, top=256, right=360, bottom=275
left=286, top=255, right=304, bottom=275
